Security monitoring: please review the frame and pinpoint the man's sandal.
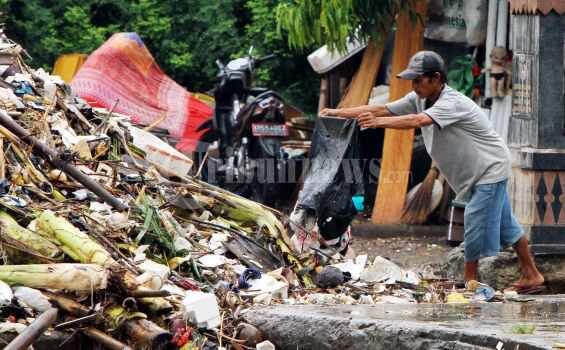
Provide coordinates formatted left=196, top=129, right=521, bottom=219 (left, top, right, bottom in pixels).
left=504, top=284, right=546, bottom=295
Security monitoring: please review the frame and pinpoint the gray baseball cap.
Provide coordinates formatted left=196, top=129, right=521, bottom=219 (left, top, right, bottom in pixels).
left=397, top=51, right=446, bottom=80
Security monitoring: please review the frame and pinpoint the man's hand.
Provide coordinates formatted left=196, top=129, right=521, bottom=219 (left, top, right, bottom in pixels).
left=320, top=108, right=338, bottom=117
left=357, top=112, right=379, bottom=129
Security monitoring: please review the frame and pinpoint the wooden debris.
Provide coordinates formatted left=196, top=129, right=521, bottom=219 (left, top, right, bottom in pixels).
left=4, top=308, right=58, bottom=350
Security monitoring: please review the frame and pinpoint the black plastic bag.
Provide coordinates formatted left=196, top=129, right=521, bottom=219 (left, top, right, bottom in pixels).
left=297, top=117, right=361, bottom=240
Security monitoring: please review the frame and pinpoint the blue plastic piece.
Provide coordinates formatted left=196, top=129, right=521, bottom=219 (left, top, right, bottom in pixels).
left=352, top=195, right=364, bottom=212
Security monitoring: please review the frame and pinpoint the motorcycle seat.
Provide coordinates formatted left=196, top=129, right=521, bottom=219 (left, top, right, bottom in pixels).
left=248, top=87, right=269, bottom=96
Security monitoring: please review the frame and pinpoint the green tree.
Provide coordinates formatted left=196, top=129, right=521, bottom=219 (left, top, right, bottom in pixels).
left=244, top=0, right=318, bottom=112
left=2, top=0, right=319, bottom=112
left=276, top=0, right=417, bottom=52
left=5, top=0, right=125, bottom=67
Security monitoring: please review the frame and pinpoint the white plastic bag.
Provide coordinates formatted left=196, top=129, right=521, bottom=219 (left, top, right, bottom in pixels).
left=13, top=287, right=52, bottom=313
left=0, top=281, right=12, bottom=306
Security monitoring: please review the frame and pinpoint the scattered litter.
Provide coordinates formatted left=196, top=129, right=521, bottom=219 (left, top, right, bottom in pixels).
left=331, top=254, right=367, bottom=281
left=467, top=280, right=496, bottom=302
left=235, top=322, right=265, bottom=347
left=359, top=295, right=375, bottom=304
left=304, top=293, right=356, bottom=305
left=379, top=295, right=414, bottom=304
left=181, top=291, right=221, bottom=329
left=360, top=256, right=400, bottom=283
left=173, top=236, right=193, bottom=252
left=239, top=268, right=262, bottom=289
left=198, top=254, right=230, bottom=268
left=106, top=211, right=130, bottom=230
left=0, top=322, right=27, bottom=334
left=13, top=287, right=51, bottom=313
left=73, top=189, right=90, bottom=201
left=0, top=195, right=27, bottom=207
left=256, top=340, right=276, bottom=350
left=240, top=274, right=289, bottom=299
left=0, top=281, right=13, bottom=306
left=446, top=292, right=470, bottom=304
left=316, top=266, right=351, bottom=289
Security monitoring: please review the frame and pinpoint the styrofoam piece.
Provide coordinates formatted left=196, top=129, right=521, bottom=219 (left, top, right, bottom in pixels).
left=0, top=322, right=27, bottom=334
left=13, top=287, right=51, bottom=312
left=181, top=291, right=221, bottom=329
left=256, top=340, right=276, bottom=350
left=360, top=256, right=402, bottom=284
left=307, top=40, right=367, bottom=74
left=331, top=254, right=368, bottom=281
left=198, top=254, right=228, bottom=268
left=360, top=256, right=421, bottom=285
left=0, top=281, right=12, bottom=306
left=127, top=125, right=193, bottom=177
left=240, top=274, right=289, bottom=299
left=50, top=116, right=100, bottom=148
left=174, top=236, right=193, bottom=252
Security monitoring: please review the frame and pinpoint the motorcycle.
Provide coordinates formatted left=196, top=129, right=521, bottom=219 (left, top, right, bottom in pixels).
left=197, top=48, right=303, bottom=207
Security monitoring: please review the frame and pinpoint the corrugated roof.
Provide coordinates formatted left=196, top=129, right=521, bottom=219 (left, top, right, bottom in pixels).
left=509, top=0, right=565, bottom=15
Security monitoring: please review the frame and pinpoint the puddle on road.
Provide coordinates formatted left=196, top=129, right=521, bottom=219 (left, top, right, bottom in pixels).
left=311, top=298, right=565, bottom=324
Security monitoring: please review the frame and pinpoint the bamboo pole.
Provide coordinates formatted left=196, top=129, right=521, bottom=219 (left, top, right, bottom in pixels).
left=123, top=319, right=172, bottom=350
left=35, top=211, right=172, bottom=314
left=318, top=78, right=328, bottom=112
left=372, top=0, right=427, bottom=224
left=43, top=291, right=90, bottom=316
left=129, top=289, right=171, bottom=298
left=0, top=264, right=108, bottom=291
left=4, top=308, right=58, bottom=350
left=496, top=0, right=509, bottom=47
left=83, top=328, right=133, bottom=350
left=0, top=210, right=63, bottom=262
left=47, top=293, right=170, bottom=350
left=337, top=39, right=386, bottom=108
left=485, top=0, right=499, bottom=97
left=0, top=135, right=4, bottom=180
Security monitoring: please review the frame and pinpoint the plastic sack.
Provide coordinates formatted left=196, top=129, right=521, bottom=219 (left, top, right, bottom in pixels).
left=296, top=117, right=361, bottom=241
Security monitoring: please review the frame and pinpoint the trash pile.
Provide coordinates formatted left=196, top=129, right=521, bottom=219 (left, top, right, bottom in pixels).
left=0, top=35, right=521, bottom=350
left=0, top=35, right=310, bottom=349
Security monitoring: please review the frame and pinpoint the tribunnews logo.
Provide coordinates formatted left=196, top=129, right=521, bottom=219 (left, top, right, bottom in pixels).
left=204, top=158, right=411, bottom=185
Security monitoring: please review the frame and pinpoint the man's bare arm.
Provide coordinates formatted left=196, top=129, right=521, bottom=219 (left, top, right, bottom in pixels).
left=358, top=112, right=433, bottom=129
left=320, top=105, right=392, bottom=118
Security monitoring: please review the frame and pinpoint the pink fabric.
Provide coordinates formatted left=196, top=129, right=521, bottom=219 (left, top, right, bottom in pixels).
left=71, top=32, right=212, bottom=152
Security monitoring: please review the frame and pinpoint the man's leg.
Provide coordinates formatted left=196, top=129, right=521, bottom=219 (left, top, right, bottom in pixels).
left=512, top=236, right=544, bottom=287
left=463, top=182, right=505, bottom=282
left=499, top=188, right=544, bottom=287
left=464, top=260, right=479, bottom=281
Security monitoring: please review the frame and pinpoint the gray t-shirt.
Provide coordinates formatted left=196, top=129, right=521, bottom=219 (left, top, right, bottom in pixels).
left=385, top=85, right=511, bottom=201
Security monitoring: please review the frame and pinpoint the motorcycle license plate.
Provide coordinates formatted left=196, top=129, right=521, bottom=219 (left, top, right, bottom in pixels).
left=251, top=123, right=289, bottom=137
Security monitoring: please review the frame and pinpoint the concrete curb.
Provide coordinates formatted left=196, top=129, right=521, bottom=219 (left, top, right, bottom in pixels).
left=244, top=303, right=564, bottom=350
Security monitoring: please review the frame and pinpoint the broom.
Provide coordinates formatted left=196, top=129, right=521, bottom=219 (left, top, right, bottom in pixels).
left=401, top=163, right=440, bottom=224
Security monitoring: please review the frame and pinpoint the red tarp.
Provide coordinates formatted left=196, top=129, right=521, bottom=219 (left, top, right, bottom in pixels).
left=71, top=32, right=213, bottom=152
